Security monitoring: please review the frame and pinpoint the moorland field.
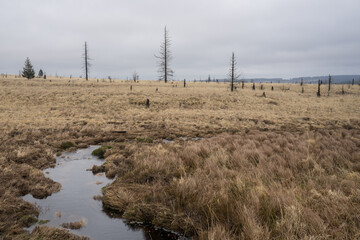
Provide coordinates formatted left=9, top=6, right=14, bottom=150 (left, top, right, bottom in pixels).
left=0, top=76, right=359, bottom=239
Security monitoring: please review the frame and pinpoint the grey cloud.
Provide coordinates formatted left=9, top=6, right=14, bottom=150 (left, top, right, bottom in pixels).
left=0, top=0, right=359, bottom=79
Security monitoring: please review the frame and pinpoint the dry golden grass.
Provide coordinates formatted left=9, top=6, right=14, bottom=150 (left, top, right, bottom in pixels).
left=0, top=76, right=359, bottom=137
left=102, top=130, right=360, bottom=239
left=0, top=75, right=359, bottom=239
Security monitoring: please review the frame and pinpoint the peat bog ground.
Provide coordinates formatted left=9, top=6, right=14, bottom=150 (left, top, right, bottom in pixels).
left=0, top=76, right=359, bottom=239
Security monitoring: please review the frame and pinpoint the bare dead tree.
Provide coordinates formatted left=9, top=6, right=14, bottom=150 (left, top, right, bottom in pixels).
left=228, top=52, right=240, bottom=92
left=82, top=41, right=92, bottom=81
left=155, top=26, right=173, bottom=83
left=132, top=71, right=139, bottom=82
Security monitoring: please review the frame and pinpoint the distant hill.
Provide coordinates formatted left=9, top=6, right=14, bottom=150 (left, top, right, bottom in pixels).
left=200, top=75, right=360, bottom=84
left=289, top=75, right=360, bottom=84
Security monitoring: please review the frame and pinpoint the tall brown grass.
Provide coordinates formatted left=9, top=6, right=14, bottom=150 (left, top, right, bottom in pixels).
left=103, top=130, right=360, bottom=239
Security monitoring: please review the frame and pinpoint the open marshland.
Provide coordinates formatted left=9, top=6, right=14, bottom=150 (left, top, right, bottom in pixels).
left=0, top=76, right=359, bottom=239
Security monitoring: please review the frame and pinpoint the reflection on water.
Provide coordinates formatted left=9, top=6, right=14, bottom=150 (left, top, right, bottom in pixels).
left=23, top=146, right=182, bottom=240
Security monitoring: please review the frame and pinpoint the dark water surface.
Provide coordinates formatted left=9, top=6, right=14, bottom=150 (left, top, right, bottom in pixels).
left=23, top=146, right=181, bottom=240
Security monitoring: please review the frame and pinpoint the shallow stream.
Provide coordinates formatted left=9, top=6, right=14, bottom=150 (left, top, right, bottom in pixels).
left=23, top=145, right=181, bottom=240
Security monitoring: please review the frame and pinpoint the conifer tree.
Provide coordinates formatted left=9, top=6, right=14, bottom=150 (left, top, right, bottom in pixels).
left=22, top=57, right=35, bottom=79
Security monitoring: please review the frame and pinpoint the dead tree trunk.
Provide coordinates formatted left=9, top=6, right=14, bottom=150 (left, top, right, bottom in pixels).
left=228, top=52, right=240, bottom=92
left=83, top=42, right=91, bottom=81
left=156, top=27, right=173, bottom=83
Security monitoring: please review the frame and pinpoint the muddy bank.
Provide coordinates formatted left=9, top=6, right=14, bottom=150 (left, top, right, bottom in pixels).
left=0, top=124, right=203, bottom=239
left=0, top=127, right=120, bottom=239
left=21, top=145, right=182, bottom=240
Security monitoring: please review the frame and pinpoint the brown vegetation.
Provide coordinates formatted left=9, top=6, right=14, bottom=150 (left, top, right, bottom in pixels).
left=102, top=129, right=360, bottom=239
left=61, top=218, right=87, bottom=230
left=28, top=226, right=88, bottom=240
left=0, top=76, right=359, bottom=239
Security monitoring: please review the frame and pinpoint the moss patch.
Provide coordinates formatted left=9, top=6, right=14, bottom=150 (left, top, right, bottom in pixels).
left=38, top=219, right=50, bottom=225
left=20, top=214, right=38, bottom=228
left=60, top=141, right=75, bottom=150
left=91, top=146, right=111, bottom=158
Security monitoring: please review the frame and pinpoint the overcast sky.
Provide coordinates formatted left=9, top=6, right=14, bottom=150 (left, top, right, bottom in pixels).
left=0, top=0, right=359, bottom=80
